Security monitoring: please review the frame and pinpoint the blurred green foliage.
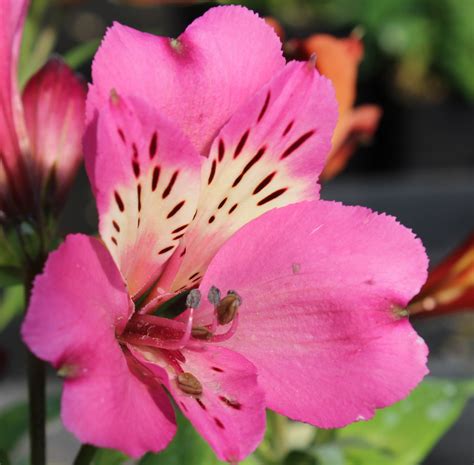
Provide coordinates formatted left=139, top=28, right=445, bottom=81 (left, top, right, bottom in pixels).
left=221, top=0, right=474, bottom=101
left=0, top=394, right=60, bottom=455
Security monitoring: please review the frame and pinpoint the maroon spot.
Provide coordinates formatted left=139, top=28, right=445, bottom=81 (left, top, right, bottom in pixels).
left=174, top=351, right=186, bottom=363
left=218, top=139, right=225, bottom=162
left=172, top=224, right=188, bottom=234
left=214, top=418, right=225, bottom=429
left=232, top=146, right=266, bottom=187
left=208, top=215, right=215, bottom=224
left=137, top=184, right=142, bottom=212
left=149, top=132, right=158, bottom=159
left=211, top=367, right=224, bottom=372
left=280, top=130, right=315, bottom=160
left=253, top=171, right=276, bottom=195
left=111, top=237, right=118, bottom=246
left=158, top=245, right=175, bottom=254
left=218, top=197, right=227, bottom=209
left=132, top=143, right=138, bottom=159
left=208, top=159, right=217, bottom=185
left=163, top=171, right=178, bottom=199
left=137, top=217, right=141, bottom=228
left=219, top=396, right=242, bottom=410
left=282, top=121, right=294, bottom=137
left=228, top=204, right=238, bottom=214
left=196, top=398, right=207, bottom=411
left=114, top=191, right=125, bottom=212
left=180, top=247, right=187, bottom=257
left=234, top=130, right=250, bottom=159
left=151, top=166, right=160, bottom=192
left=180, top=402, right=188, bottom=412
left=192, top=210, right=198, bottom=220
left=257, top=188, right=287, bottom=206
left=173, top=233, right=185, bottom=240
left=189, top=272, right=200, bottom=280
left=112, top=221, right=120, bottom=233
left=117, top=128, right=126, bottom=143
left=167, top=200, right=185, bottom=219
left=132, top=160, right=140, bottom=178
left=257, top=91, right=271, bottom=123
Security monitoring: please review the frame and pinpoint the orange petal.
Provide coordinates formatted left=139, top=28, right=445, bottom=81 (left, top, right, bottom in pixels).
left=322, top=104, right=382, bottom=180
left=264, top=17, right=285, bottom=42
left=289, top=34, right=364, bottom=116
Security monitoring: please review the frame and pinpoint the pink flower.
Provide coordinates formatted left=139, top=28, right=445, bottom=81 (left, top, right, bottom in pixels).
left=23, top=6, right=429, bottom=462
left=0, top=0, right=86, bottom=220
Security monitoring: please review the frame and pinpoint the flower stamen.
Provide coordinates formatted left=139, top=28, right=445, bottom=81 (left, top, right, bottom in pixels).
left=177, top=372, right=203, bottom=396
left=216, top=291, right=241, bottom=325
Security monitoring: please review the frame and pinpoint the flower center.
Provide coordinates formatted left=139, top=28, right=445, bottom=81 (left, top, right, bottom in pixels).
left=118, top=287, right=241, bottom=393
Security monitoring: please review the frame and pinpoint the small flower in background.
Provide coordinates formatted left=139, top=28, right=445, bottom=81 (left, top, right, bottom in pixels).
left=409, top=233, right=474, bottom=317
left=267, top=19, right=382, bottom=180
left=0, top=0, right=86, bottom=223
left=23, top=6, right=428, bottom=463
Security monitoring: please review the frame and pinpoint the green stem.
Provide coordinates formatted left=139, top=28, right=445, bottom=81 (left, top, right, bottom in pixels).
left=25, top=270, right=46, bottom=465
left=73, top=445, right=97, bottom=465
left=268, top=411, right=288, bottom=461
left=27, top=349, right=46, bottom=465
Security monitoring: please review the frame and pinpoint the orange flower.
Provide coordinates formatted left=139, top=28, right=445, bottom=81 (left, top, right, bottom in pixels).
left=288, top=33, right=382, bottom=180
left=266, top=19, right=382, bottom=180
left=409, top=234, right=474, bottom=317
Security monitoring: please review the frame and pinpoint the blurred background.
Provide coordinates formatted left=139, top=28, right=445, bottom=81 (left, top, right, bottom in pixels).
left=1, top=0, right=473, bottom=464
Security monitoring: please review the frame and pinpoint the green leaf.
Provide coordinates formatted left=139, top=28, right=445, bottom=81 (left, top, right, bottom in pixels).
left=327, top=378, right=474, bottom=465
left=0, top=286, right=24, bottom=332
left=0, top=393, right=60, bottom=453
left=63, top=39, right=101, bottom=70
left=92, top=448, right=128, bottom=465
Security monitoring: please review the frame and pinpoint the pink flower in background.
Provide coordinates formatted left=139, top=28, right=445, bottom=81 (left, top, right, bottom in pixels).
left=23, top=6, right=429, bottom=462
left=0, top=0, right=86, bottom=220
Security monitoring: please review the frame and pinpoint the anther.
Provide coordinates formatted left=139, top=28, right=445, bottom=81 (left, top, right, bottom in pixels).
left=216, top=291, right=242, bottom=325
left=177, top=372, right=203, bottom=396
left=208, top=286, right=221, bottom=305
left=191, top=326, right=213, bottom=340
left=186, top=289, right=201, bottom=309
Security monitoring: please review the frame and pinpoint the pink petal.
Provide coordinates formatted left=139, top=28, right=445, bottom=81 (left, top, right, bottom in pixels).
left=21, top=235, right=176, bottom=457
left=22, top=58, right=86, bottom=208
left=198, top=200, right=429, bottom=427
left=0, top=0, right=30, bottom=214
left=88, top=5, right=285, bottom=155
left=149, top=61, right=337, bottom=299
left=85, top=93, right=202, bottom=297
left=134, top=345, right=266, bottom=462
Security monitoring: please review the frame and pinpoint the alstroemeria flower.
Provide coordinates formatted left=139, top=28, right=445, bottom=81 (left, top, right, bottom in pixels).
left=23, top=6, right=428, bottom=462
left=0, top=0, right=86, bottom=220
left=409, top=233, right=474, bottom=317
left=286, top=32, right=382, bottom=180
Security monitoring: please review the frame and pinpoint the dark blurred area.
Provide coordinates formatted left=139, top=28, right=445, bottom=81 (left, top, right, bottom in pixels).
left=2, top=1, right=473, bottom=464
